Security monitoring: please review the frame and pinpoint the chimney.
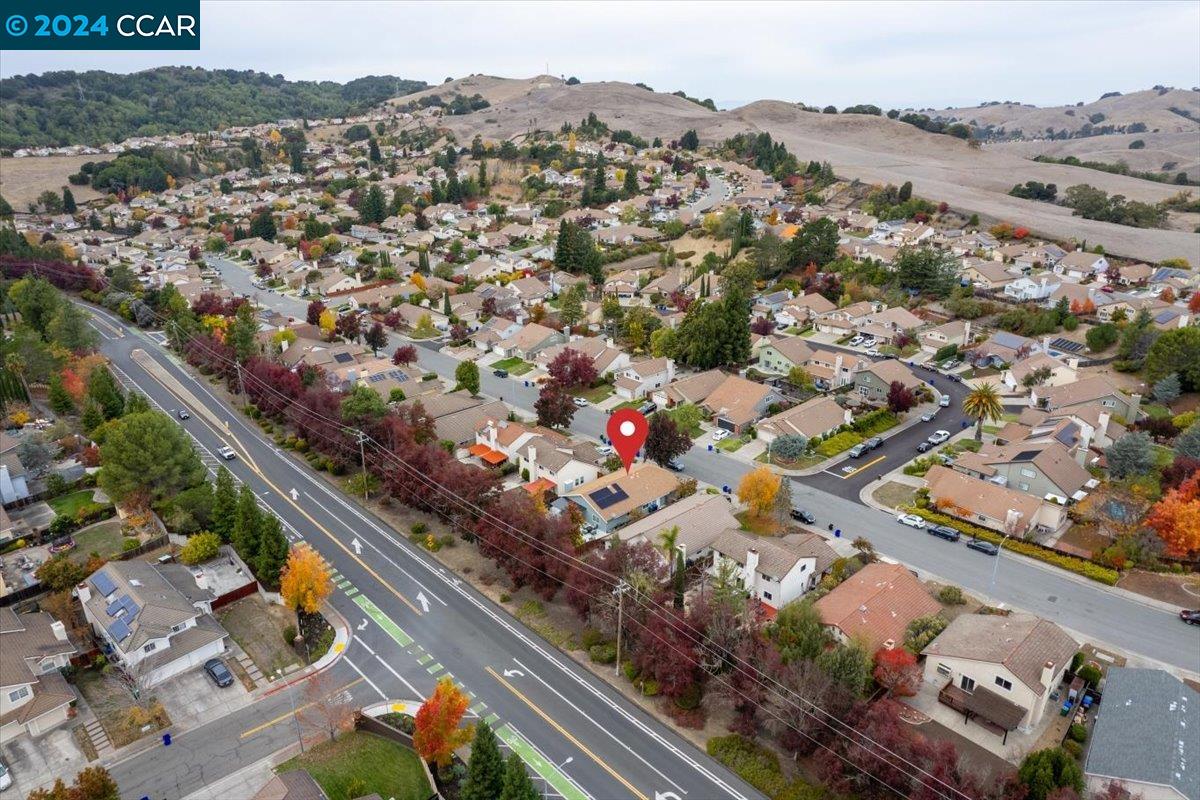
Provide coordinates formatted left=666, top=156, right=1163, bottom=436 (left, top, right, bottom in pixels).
left=1040, top=336, right=1051, bottom=353
left=1041, top=660, right=1056, bottom=690
left=76, top=582, right=91, bottom=605
left=488, top=421, right=498, bottom=450
left=745, top=548, right=760, bottom=579
left=1096, top=411, right=1111, bottom=444
left=963, top=319, right=972, bottom=343
left=1075, top=421, right=1095, bottom=466
left=527, top=444, right=537, bottom=478
left=1066, top=356, right=1079, bottom=370
left=1128, top=393, right=1142, bottom=420
left=51, top=619, right=68, bottom=642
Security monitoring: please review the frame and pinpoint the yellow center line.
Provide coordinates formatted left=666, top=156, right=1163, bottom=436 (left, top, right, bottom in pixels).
left=841, top=453, right=886, bottom=479
left=240, top=677, right=364, bottom=738
left=486, top=666, right=649, bottom=800
left=133, top=355, right=421, bottom=616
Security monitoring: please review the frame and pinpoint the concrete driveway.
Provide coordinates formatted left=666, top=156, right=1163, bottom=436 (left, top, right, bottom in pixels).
left=0, top=727, right=88, bottom=798
left=156, top=662, right=253, bottom=733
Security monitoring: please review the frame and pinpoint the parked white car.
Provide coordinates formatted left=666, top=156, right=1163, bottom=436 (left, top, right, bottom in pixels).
left=927, top=430, right=951, bottom=445
left=848, top=336, right=864, bottom=347
left=711, top=429, right=731, bottom=442
left=572, top=397, right=589, bottom=408
left=897, top=513, right=926, bottom=529
left=217, top=446, right=237, bottom=460
left=939, top=395, right=951, bottom=407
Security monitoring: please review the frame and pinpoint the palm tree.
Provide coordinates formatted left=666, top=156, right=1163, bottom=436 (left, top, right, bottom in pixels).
left=657, top=525, right=680, bottom=576
left=962, top=382, right=1003, bottom=442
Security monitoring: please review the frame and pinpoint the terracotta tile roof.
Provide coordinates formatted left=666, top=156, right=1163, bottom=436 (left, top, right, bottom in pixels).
left=760, top=396, right=848, bottom=439
left=922, top=613, right=1077, bottom=696
left=564, top=462, right=681, bottom=522
left=814, top=563, right=941, bottom=653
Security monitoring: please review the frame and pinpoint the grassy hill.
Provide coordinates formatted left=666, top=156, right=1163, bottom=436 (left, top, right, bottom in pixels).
left=0, top=67, right=427, bottom=149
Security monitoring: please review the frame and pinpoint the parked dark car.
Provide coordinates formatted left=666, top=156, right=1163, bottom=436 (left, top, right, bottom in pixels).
left=928, top=525, right=961, bottom=542
left=204, top=658, right=234, bottom=688
left=965, top=538, right=999, bottom=556
left=492, top=369, right=508, bottom=378
left=639, top=402, right=658, bottom=415
left=1181, top=609, right=1200, bottom=626
left=665, top=459, right=685, bottom=472
left=790, top=508, right=816, bottom=524
left=916, top=442, right=933, bottom=453
left=863, top=437, right=883, bottom=450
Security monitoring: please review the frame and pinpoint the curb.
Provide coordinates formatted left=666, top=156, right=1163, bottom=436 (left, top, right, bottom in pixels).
left=259, top=599, right=351, bottom=698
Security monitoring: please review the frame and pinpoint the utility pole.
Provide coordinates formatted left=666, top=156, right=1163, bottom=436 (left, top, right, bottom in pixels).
left=354, top=428, right=369, bottom=501
left=278, top=668, right=303, bottom=753
left=613, top=580, right=629, bottom=676
left=235, top=361, right=246, bottom=398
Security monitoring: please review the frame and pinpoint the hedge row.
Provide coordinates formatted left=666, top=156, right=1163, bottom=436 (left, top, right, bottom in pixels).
left=815, top=431, right=863, bottom=457
left=852, top=409, right=898, bottom=437
left=904, top=506, right=1119, bottom=585
left=707, top=735, right=827, bottom=800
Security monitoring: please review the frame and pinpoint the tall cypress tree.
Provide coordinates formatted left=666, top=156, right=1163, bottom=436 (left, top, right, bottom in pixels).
left=87, top=366, right=125, bottom=420
left=231, top=484, right=261, bottom=564
left=461, top=721, right=505, bottom=800
left=418, top=248, right=430, bottom=274
left=254, top=514, right=289, bottom=589
left=62, top=187, right=77, bottom=214
left=499, top=754, right=539, bottom=800
left=212, top=467, right=237, bottom=543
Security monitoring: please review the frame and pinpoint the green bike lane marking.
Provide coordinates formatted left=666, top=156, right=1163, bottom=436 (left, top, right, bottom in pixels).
left=494, top=723, right=589, bottom=800
left=353, top=594, right=413, bottom=647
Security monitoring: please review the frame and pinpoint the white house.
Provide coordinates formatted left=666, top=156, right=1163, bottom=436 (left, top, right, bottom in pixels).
left=1004, top=275, right=1061, bottom=302
left=1054, top=251, right=1109, bottom=280
left=77, top=561, right=229, bottom=688
left=613, top=357, right=675, bottom=400
left=706, top=529, right=835, bottom=612
left=0, top=608, right=77, bottom=740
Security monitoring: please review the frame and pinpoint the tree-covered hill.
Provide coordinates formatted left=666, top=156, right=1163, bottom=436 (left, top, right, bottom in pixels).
left=0, top=67, right=427, bottom=149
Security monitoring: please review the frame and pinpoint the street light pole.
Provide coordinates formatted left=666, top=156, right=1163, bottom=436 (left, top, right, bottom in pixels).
left=278, top=668, right=303, bottom=753
left=613, top=580, right=629, bottom=677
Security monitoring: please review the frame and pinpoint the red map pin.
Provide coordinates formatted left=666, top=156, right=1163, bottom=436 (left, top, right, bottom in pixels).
left=607, top=408, right=648, bottom=474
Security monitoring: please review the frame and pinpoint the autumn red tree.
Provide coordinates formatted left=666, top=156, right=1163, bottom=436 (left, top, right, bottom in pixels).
left=546, top=348, right=598, bottom=390
left=413, top=677, right=472, bottom=768
left=306, top=300, right=325, bottom=326
left=873, top=647, right=922, bottom=697
left=1189, top=292, right=1200, bottom=314
left=645, top=413, right=691, bottom=468
left=751, top=316, right=774, bottom=335
left=535, top=381, right=576, bottom=428
left=886, top=381, right=917, bottom=414
left=392, top=345, right=418, bottom=365
left=1159, top=286, right=1177, bottom=303
left=1146, top=473, right=1200, bottom=558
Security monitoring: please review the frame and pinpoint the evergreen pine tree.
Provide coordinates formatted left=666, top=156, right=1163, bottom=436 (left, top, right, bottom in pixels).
left=231, top=484, right=261, bottom=564
left=418, top=248, right=430, bottom=274
left=368, top=138, right=381, bottom=163
left=623, top=165, right=638, bottom=196
left=211, top=467, right=238, bottom=543
left=461, top=721, right=505, bottom=800
left=80, top=399, right=103, bottom=433
left=62, top=187, right=77, bottom=214
left=478, top=160, right=488, bottom=193
left=48, top=373, right=75, bottom=415
left=87, top=366, right=125, bottom=419
left=442, top=292, right=452, bottom=316
left=499, top=754, right=539, bottom=800
left=254, top=514, right=290, bottom=589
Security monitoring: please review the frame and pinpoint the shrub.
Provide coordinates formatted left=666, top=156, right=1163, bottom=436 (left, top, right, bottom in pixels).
left=122, top=537, right=140, bottom=552
left=706, top=735, right=823, bottom=800
left=1070, top=651, right=1085, bottom=673
left=1077, top=664, right=1102, bottom=685
left=588, top=643, right=617, bottom=664
left=903, top=506, right=1119, bottom=584
left=411, top=522, right=429, bottom=536
left=580, top=627, right=605, bottom=649
left=852, top=409, right=898, bottom=436
left=283, top=624, right=297, bottom=645
left=938, top=585, right=965, bottom=605
left=178, top=532, right=221, bottom=565
left=637, top=678, right=660, bottom=696
left=498, top=592, right=511, bottom=603
left=622, top=661, right=639, bottom=681
left=674, top=683, right=702, bottom=710
left=815, top=431, right=863, bottom=457
left=1062, top=738, right=1082, bottom=758
left=1068, top=723, right=1088, bottom=743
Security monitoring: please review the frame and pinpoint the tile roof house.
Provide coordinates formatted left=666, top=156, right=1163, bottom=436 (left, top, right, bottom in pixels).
left=707, top=529, right=836, bottom=612
left=614, top=357, right=676, bottom=401
left=757, top=396, right=851, bottom=444
left=920, top=320, right=972, bottom=355
left=815, top=562, right=941, bottom=653
left=614, top=492, right=740, bottom=555
left=652, top=369, right=728, bottom=408
left=1084, top=667, right=1198, bottom=800
left=492, top=322, right=565, bottom=360
left=0, top=608, right=77, bottom=739
left=853, top=359, right=922, bottom=404
left=922, top=613, right=1077, bottom=733
left=700, top=374, right=778, bottom=433
left=924, top=465, right=1066, bottom=536
left=400, top=393, right=509, bottom=446
left=1030, top=375, right=1141, bottom=421
left=76, top=561, right=229, bottom=688
left=1054, top=251, right=1109, bottom=280
left=775, top=293, right=836, bottom=328
left=535, top=337, right=631, bottom=378
left=561, top=462, right=683, bottom=540
left=1001, top=353, right=1078, bottom=393
left=950, top=441, right=1093, bottom=503
left=757, top=336, right=816, bottom=375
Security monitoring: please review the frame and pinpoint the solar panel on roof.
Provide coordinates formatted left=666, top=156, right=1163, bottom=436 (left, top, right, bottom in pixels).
left=90, top=572, right=117, bottom=597
left=1014, top=450, right=1040, bottom=461
left=333, top=352, right=354, bottom=363
left=590, top=485, right=629, bottom=510
left=107, top=619, right=131, bottom=642
left=120, top=596, right=140, bottom=617
left=368, top=374, right=387, bottom=383
left=106, top=597, right=125, bottom=617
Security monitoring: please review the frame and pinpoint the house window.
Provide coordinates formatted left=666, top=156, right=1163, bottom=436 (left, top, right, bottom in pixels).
left=1020, top=468, right=1035, bottom=478
left=936, top=663, right=952, bottom=677
left=1018, top=483, right=1030, bottom=492
left=995, top=676, right=1013, bottom=691
left=143, top=642, right=157, bottom=654
left=8, top=687, right=30, bottom=702
left=762, top=591, right=772, bottom=601
left=960, top=675, right=976, bottom=692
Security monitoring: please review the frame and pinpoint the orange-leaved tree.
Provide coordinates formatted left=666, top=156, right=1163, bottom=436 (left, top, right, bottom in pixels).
left=414, top=676, right=473, bottom=767
left=737, top=465, right=780, bottom=518
left=1146, top=473, right=1200, bottom=558
left=873, top=647, right=922, bottom=697
left=279, top=545, right=331, bottom=616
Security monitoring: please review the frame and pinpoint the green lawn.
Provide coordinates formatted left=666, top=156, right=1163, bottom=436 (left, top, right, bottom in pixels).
left=613, top=399, right=644, bottom=411
left=717, top=436, right=747, bottom=452
left=278, top=731, right=431, bottom=800
left=492, top=356, right=533, bottom=375
left=49, top=489, right=110, bottom=520
left=575, top=383, right=615, bottom=404
left=659, top=404, right=704, bottom=438
left=68, top=520, right=125, bottom=562
left=757, top=450, right=824, bottom=470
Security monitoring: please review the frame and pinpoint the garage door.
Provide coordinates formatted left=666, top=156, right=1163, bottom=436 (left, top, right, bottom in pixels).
left=717, top=418, right=736, bottom=432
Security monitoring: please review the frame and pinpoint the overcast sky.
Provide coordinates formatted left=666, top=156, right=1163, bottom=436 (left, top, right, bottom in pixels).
left=3, top=1, right=1198, bottom=109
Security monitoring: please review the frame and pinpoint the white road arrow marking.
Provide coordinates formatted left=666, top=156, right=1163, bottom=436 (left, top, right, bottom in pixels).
left=351, top=537, right=362, bottom=555
left=416, top=591, right=431, bottom=613
left=357, top=619, right=368, bottom=631
left=503, top=668, right=525, bottom=678
left=289, top=487, right=299, bottom=501
left=656, top=792, right=682, bottom=800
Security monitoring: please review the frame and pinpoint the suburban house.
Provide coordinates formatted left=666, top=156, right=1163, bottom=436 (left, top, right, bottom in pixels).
left=535, top=338, right=631, bottom=378
left=652, top=369, right=728, bottom=409
left=805, top=347, right=866, bottom=390
left=924, top=465, right=1066, bottom=535
left=757, top=396, right=851, bottom=444
left=922, top=613, right=1077, bottom=737
left=995, top=406, right=1121, bottom=455
left=0, top=453, right=30, bottom=508
left=1001, top=353, right=1078, bottom=392
left=1030, top=376, right=1141, bottom=420
left=961, top=259, right=1017, bottom=291
left=1004, top=275, right=1060, bottom=302
left=401, top=392, right=508, bottom=447
left=613, top=357, right=676, bottom=401
left=561, top=463, right=682, bottom=540
left=950, top=441, right=1094, bottom=504
left=699, top=374, right=778, bottom=434
left=0, top=608, right=77, bottom=740
left=920, top=320, right=972, bottom=356
left=775, top=293, right=836, bottom=328
left=492, top=322, right=565, bottom=361
left=470, top=317, right=523, bottom=352
left=814, top=562, right=941, bottom=653
left=516, top=435, right=603, bottom=495
left=756, top=336, right=815, bottom=375
left=853, top=359, right=922, bottom=404
left=706, top=529, right=836, bottom=612
left=1084, top=667, right=1197, bottom=800
left=77, top=561, right=229, bottom=688
left=614, top=492, right=740, bottom=557
left=1053, top=251, right=1109, bottom=280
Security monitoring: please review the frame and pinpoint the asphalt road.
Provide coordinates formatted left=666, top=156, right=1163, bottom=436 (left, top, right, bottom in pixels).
left=204, top=257, right=1200, bottom=675
left=86, top=304, right=760, bottom=800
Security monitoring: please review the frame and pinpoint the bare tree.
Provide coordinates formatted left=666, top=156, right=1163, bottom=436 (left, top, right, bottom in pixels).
left=299, top=670, right=356, bottom=742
